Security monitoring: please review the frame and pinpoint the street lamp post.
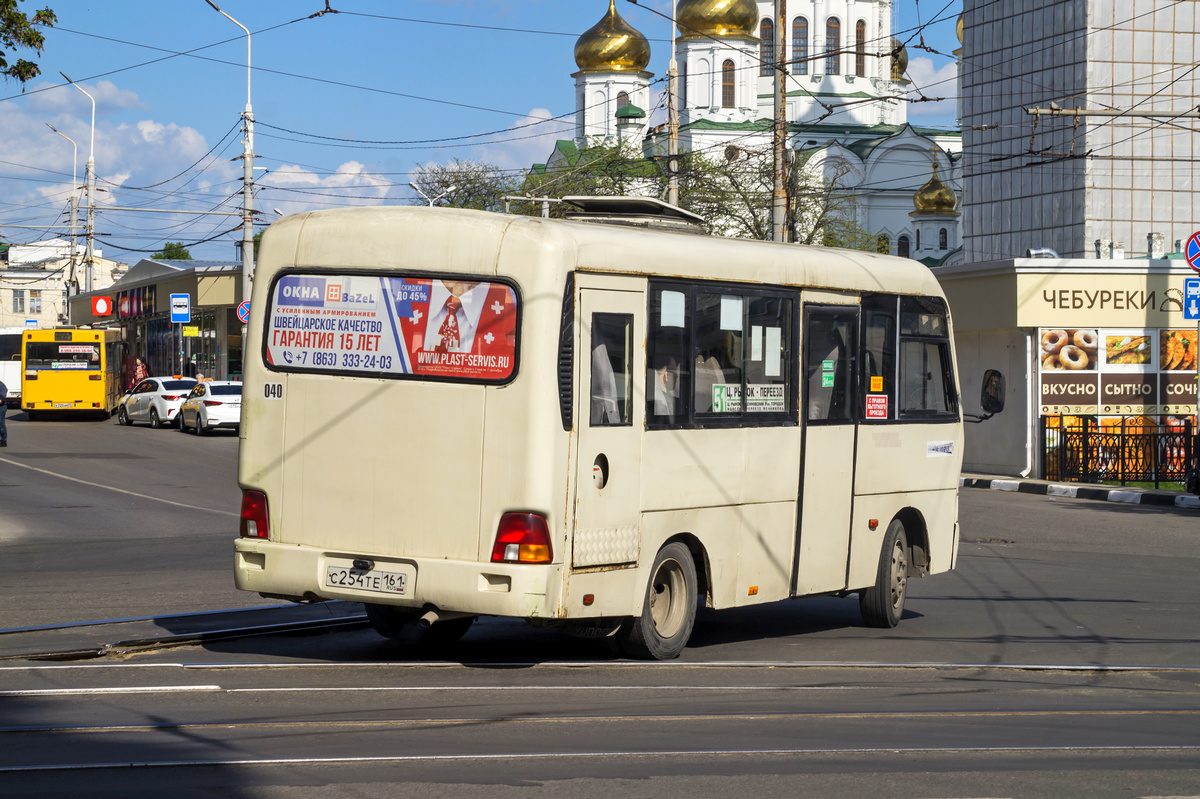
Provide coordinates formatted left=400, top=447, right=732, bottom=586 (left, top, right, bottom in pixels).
left=409, top=183, right=456, bottom=207
left=205, top=0, right=255, bottom=306
left=59, top=72, right=95, bottom=292
left=46, top=123, right=80, bottom=294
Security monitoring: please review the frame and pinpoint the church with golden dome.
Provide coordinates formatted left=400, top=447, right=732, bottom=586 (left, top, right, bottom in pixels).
left=553, top=0, right=964, bottom=266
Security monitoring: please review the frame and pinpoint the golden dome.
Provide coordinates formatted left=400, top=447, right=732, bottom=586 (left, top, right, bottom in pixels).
left=574, top=0, right=651, bottom=73
left=956, top=15, right=964, bottom=44
left=676, top=0, right=759, bottom=41
left=890, top=37, right=909, bottom=82
left=912, top=157, right=959, bottom=216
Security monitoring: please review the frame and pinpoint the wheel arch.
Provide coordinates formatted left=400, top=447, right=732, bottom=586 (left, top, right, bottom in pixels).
left=662, top=532, right=712, bottom=608
left=893, top=506, right=929, bottom=577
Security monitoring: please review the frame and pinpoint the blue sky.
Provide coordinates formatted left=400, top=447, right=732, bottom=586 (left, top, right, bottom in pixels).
left=0, top=0, right=962, bottom=262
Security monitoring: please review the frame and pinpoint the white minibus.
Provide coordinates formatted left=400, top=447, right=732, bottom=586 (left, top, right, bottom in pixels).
left=0, top=326, right=25, bottom=408
left=235, top=203, right=1002, bottom=659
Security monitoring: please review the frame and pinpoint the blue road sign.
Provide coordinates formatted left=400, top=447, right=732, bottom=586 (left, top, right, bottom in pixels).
left=237, top=300, right=251, bottom=324
left=170, top=293, right=191, bottom=324
left=1187, top=232, right=1200, bottom=273
left=1185, top=278, right=1200, bottom=320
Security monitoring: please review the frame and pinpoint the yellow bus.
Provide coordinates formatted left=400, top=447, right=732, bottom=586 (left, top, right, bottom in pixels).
left=22, top=328, right=123, bottom=420
left=234, top=204, right=1004, bottom=659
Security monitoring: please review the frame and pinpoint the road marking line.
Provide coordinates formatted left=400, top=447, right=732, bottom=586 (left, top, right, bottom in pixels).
left=0, top=456, right=237, bottom=517
left=4, top=660, right=1200, bottom=673
left=1, top=745, right=1198, bottom=773
left=0, top=685, right=221, bottom=697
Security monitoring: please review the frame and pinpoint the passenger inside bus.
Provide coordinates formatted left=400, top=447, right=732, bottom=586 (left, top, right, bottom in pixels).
left=651, top=350, right=681, bottom=424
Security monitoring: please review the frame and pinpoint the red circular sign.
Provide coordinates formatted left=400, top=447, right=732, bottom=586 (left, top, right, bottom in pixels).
left=1187, top=232, right=1200, bottom=273
left=91, top=296, right=113, bottom=316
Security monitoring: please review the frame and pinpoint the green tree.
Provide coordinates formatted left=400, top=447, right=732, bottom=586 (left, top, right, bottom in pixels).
left=152, top=242, right=192, bottom=260
left=518, top=141, right=660, bottom=217
left=0, top=1, right=55, bottom=86
left=409, top=159, right=519, bottom=213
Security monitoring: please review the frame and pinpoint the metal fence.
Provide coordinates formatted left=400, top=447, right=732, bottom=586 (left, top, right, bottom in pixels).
left=1041, top=416, right=1194, bottom=488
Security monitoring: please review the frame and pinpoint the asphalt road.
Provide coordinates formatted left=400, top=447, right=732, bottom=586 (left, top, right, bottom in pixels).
left=0, top=411, right=1198, bottom=797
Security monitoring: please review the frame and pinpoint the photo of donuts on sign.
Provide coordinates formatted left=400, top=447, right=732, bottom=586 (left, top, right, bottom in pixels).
left=1039, top=327, right=1198, bottom=415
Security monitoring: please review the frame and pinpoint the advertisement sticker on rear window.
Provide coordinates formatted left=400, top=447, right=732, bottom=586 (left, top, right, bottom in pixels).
left=266, top=273, right=518, bottom=383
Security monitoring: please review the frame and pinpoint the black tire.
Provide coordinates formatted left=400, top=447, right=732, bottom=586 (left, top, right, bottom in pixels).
left=365, top=604, right=420, bottom=640
left=178, top=413, right=188, bottom=433
left=859, top=519, right=909, bottom=628
left=617, top=541, right=697, bottom=660
left=117, top=406, right=130, bottom=426
left=149, top=407, right=162, bottom=429
left=195, top=417, right=207, bottom=436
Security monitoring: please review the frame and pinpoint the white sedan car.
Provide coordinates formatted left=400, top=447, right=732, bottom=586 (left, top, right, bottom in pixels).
left=178, top=381, right=242, bottom=435
left=116, top=378, right=198, bottom=428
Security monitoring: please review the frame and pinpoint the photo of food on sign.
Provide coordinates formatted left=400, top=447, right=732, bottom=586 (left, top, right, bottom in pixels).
left=1104, top=334, right=1151, bottom=366
left=1160, top=330, right=1197, bottom=371
left=1040, top=328, right=1098, bottom=371
left=267, top=273, right=518, bottom=382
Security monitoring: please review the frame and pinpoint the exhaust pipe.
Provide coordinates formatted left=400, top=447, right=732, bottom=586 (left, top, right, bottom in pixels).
left=418, top=608, right=475, bottom=628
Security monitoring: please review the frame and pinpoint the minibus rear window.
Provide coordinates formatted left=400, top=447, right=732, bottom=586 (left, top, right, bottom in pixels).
left=264, top=272, right=519, bottom=384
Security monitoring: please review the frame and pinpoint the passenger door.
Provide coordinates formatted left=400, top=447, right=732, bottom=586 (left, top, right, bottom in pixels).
left=573, top=283, right=644, bottom=570
left=795, top=304, right=859, bottom=595
left=131, top=380, right=154, bottom=421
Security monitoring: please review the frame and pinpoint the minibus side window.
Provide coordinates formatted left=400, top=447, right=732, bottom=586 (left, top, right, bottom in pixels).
left=805, top=308, right=858, bottom=424
left=861, top=294, right=897, bottom=421
left=590, top=313, right=633, bottom=426
left=647, top=288, right=690, bottom=426
left=897, top=296, right=958, bottom=419
left=648, top=282, right=796, bottom=428
left=743, top=295, right=791, bottom=414
left=693, top=292, right=744, bottom=415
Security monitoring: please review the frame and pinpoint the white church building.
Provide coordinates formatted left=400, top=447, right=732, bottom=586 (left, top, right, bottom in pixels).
left=545, top=0, right=964, bottom=266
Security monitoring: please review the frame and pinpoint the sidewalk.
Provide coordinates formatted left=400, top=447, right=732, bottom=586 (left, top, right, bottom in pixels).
left=961, top=473, right=1200, bottom=510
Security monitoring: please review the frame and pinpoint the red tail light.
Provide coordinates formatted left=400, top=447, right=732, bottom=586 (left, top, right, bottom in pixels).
left=491, top=512, right=553, bottom=564
left=240, top=490, right=270, bottom=539
left=162, top=394, right=182, bottom=401
left=89, top=374, right=101, bottom=381
left=203, top=400, right=223, bottom=407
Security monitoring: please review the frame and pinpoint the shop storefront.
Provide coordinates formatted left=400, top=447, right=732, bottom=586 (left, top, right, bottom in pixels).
left=69, top=259, right=243, bottom=389
left=937, top=258, right=1197, bottom=480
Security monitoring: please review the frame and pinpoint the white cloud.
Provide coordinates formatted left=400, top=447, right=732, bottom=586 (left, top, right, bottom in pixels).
left=473, top=108, right=576, bottom=172
left=258, top=161, right=395, bottom=218
left=23, top=79, right=146, bottom=116
left=906, top=57, right=958, bottom=123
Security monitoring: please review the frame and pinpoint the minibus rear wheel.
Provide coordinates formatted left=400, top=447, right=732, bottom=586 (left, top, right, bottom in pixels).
left=618, top=541, right=697, bottom=660
left=859, top=519, right=908, bottom=628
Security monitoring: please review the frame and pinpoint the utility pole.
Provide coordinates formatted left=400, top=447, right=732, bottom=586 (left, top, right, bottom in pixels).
left=667, top=0, right=680, bottom=207
left=206, top=1, right=255, bottom=306
left=60, top=73, right=95, bottom=292
left=772, top=0, right=788, bottom=243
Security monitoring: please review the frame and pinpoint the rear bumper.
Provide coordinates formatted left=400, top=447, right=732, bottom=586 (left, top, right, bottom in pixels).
left=234, top=538, right=562, bottom=619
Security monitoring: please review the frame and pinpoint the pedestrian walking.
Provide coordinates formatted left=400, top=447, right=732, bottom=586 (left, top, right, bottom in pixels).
left=0, top=379, right=8, bottom=447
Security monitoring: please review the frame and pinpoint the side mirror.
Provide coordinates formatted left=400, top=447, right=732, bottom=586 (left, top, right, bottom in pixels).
left=980, top=369, right=1005, bottom=415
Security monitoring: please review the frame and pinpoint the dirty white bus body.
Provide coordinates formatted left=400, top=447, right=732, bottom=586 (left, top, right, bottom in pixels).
left=235, top=205, right=977, bottom=659
left=1, top=326, right=25, bottom=408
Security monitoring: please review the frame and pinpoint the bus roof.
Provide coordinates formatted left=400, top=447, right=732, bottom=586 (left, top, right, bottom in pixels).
left=264, top=205, right=945, bottom=300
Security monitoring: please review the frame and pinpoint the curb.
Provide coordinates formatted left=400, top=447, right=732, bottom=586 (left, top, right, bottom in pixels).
left=960, top=477, right=1200, bottom=510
